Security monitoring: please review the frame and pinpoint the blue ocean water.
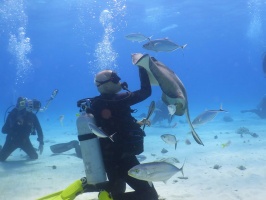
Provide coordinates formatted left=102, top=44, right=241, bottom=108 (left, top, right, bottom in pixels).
left=0, top=0, right=266, bottom=118
left=0, top=1, right=266, bottom=199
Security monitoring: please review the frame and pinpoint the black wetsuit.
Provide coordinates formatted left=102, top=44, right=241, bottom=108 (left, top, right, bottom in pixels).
left=89, top=68, right=158, bottom=200
left=0, top=108, right=44, bottom=161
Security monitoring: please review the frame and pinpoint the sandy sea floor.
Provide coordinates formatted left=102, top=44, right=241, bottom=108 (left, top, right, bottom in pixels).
left=0, top=112, right=266, bottom=200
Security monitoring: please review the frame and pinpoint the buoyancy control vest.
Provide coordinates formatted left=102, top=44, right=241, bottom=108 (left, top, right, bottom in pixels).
left=89, top=95, right=145, bottom=157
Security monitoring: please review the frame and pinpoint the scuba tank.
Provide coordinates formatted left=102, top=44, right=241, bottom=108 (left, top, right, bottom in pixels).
left=76, top=99, right=106, bottom=185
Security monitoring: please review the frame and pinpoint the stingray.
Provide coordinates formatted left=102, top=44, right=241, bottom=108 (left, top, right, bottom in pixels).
left=132, top=53, right=204, bottom=146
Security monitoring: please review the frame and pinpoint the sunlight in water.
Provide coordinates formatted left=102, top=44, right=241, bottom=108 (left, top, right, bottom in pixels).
left=246, top=0, right=263, bottom=41
left=0, top=0, right=32, bottom=85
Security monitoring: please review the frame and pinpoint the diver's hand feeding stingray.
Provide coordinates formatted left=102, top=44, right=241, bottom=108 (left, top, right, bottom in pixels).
left=132, top=53, right=204, bottom=146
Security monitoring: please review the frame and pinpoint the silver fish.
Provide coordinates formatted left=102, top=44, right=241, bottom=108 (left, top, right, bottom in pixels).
left=125, top=33, right=150, bottom=42
left=143, top=38, right=187, bottom=52
left=157, top=157, right=180, bottom=164
left=192, top=107, right=227, bottom=126
left=128, top=161, right=184, bottom=183
left=88, top=123, right=115, bottom=142
left=161, top=134, right=178, bottom=150
left=160, top=24, right=178, bottom=32
left=143, top=100, right=155, bottom=130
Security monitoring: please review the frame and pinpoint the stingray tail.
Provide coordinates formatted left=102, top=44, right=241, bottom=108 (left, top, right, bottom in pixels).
left=186, top=109, right=204, bottom=146
left=191, top=129, right=204, bottom=146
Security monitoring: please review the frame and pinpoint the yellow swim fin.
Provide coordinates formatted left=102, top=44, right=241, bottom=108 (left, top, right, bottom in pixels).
left=37, top=179, right=85, bottom=200
left=98, top=190, right=113, bottom=200
left=37, top=190, right=63, bottom=200
left=60, top=179, right=84, bottom=199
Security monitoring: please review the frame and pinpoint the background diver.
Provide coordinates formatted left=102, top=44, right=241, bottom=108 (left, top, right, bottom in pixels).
left=0, top=97, right=44, bottom=161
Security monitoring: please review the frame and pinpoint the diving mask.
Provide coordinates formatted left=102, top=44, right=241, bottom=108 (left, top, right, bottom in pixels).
left=96, top=71, right=121, bottom=87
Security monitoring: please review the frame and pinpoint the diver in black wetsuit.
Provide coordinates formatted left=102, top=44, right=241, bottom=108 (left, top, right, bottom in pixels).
left=241, top=95, right=266, bottom=119
left=0, top=97, right=44, bottom=161
left=87, top=68, right=158, bottom=200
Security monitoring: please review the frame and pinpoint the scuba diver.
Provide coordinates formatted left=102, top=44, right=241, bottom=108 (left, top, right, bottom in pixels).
left=37, top=67, right=158, bottom=200
left=0, top=97, right=44, bottom=161
left=87, top=68, right=158, bottom=200
left=151, top=100, right=174, bottom=125
left=241, top=95, right=266, bottom=119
